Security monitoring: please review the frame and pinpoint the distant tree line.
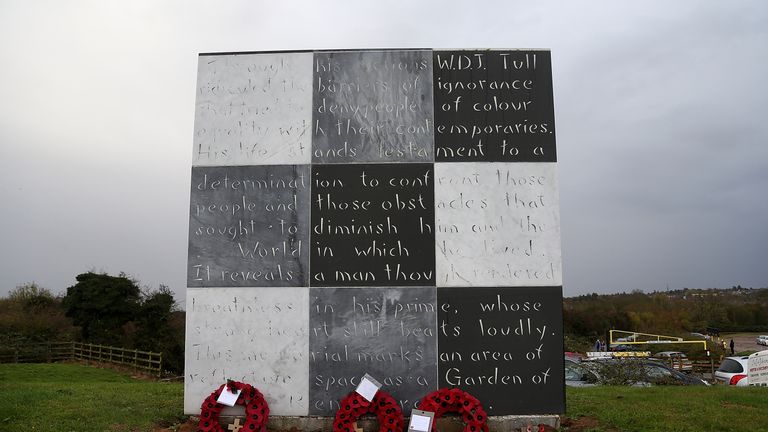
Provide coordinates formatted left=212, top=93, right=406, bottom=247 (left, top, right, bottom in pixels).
left=0, top=272, right=184, bottom=374
left=564, top=287, right=768, bottom=340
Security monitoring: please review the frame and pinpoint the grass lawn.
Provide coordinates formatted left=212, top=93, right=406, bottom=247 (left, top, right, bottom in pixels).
left=566, top=385, right=768, bottom=432
left=0, top=363, right=184, bottom=432
left=3, top=363, right=768, bottom=432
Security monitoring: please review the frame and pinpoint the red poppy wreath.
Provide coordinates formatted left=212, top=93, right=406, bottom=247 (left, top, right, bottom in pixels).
left=198, top=381, right=269, bottom=432
left=417, top=388, right=488, bottom=432
left=333, top=390, right=405, bottom=432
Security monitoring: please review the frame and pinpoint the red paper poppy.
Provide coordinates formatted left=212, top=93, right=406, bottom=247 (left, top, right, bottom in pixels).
left=197, top=381, right=269, bottom=432
left=333, top=390, right=404, bottom=432
left=417, top=389, right=488, bottom=432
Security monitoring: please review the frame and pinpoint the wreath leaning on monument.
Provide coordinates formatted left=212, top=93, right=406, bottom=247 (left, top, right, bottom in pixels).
left=418, top=388, right=489, bottom=432
left=198, top=380, right=270, bottom=432
left=333, top=390, right=405, bottom=432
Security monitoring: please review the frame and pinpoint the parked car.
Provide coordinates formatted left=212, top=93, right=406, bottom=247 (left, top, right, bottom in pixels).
left=715, top=356, right=750, bottom=386
left=756, top=335, right=768, bottom=346
left=565, top=351, right=584, bottom=361
left=653, top=351, right=693, bottom=372
left=610, top=344, right=633, bottom=352
left=575, top=358, right=707, bottom=386
left=641, top=360, right=707, bottom=385
left=565, top=358, right=599, bottom=387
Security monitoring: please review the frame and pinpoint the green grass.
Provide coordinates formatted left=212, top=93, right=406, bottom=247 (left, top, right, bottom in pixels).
left=0, top=363, right=184, bottom=432
left=3, top=363, right=768, bottom=432
left=566, top=386, right=768, bottom=432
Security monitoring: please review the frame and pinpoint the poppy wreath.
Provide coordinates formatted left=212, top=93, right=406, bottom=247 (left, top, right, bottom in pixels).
left=333, top=390, right=404, bottom=432
left=417, top=388, right=488, bottom=432
left=198, top=381, right=269, bottom=432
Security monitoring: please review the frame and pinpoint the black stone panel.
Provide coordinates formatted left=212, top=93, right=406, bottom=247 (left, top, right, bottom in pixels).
left=188, top=165, right=310, bottom=286
left=437, top=286, right=564, bottom=415
left=310, top=164, right=435, bottom=287
left=308, top=286, right=438, bottom=415
left=313, top=50, right=434, bottom=163
left=433, top=50, right=556, bottom=162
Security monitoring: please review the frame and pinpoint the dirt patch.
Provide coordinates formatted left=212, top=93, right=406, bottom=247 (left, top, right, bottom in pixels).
left=561, top=416, right=618, bottom=432
left=720, top=401, right=756, bottom=410
left=161, top=419, right=567, bottom=432
left=153, top=418, right=197, bottom=432
left=61, top=359, right=161, bottom=381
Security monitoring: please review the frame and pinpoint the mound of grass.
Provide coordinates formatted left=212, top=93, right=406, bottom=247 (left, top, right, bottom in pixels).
left=0, top=363, right=184, bottom=432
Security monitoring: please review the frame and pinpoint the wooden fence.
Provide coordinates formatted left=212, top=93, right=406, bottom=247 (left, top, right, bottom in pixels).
left=0, top=342, right=162, bottom=376
left=659, top=356, right=716, bottom=376
left=690, top=357, right=717, bottom=376
left=0, top=341, right=72, bottom=363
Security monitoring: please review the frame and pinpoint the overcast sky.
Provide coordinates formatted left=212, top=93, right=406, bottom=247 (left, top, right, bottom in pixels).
left=1, top=1, right=766, bottom=306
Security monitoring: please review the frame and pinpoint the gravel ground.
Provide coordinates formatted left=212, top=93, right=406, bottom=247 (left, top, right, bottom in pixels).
left=721, top=332, right=767, bottom=355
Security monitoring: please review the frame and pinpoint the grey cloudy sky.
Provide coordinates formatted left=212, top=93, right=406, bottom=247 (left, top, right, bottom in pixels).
left=1, top=1, right=766, bottom=306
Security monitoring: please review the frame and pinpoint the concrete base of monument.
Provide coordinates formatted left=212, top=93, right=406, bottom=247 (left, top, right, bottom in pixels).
left=213, top=414, right=561, bottom=431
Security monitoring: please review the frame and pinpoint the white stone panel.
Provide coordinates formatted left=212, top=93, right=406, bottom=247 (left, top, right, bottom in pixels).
left=184, top=287, right=309, bottom=415
left=193, top=52, right=312, bottom=165
left=434, top=162, right=562, bottom=287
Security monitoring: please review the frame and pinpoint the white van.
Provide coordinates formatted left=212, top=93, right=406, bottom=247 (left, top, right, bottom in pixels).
left=756, top=335, right=768, bottom=346
left=748, top=350, right=768, bottom=386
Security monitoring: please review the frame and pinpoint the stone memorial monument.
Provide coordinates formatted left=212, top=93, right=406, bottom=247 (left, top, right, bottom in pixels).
left=185, top=49, right=563, bottom=419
